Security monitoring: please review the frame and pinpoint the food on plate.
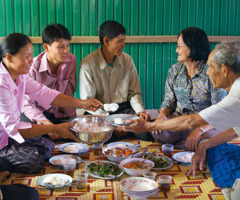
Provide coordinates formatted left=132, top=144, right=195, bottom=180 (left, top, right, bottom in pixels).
left=135, top=153, right=171, bottom=168
left=177, top=152, right=194, bottom=163
left=52, top=157, right=76, bottom=165
left=104, top=103, right=119, bottom=112
left=123, top=161, right=151, bottom=169
left=114, top=118, right=125, bottom=124
left=72, top=121, right=112, bottom=132
left=104, top=144, right=133, bottom=157
left=63, top=144, right=82, bottom=153
left=43, top=176, right=67, bottom=187
left=86, top=162, right=122, bottom=177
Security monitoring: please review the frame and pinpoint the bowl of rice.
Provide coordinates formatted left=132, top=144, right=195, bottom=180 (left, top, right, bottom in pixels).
left=70, top=116, right=115, bottom=145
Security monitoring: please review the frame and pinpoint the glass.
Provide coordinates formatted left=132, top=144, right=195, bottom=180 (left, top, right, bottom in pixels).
left=162, top=144, right=174, bottom=158
left=75, top=172, right=88, bottom=189
left=176, top=45, right=186, bottom=49
left=157, top=175, right=172, bottom=192
left=92, top=143, right=103, bottom=156
left=63, top=163, right=76, bottom=177
left=78, top=144, right=89, bottom=159
left=143, top=172, right=156, bottom=180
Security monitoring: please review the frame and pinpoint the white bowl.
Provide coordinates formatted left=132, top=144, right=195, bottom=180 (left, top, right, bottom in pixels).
left=102, top=147, right=136, bottom=163
left=120, top=158, right=154, bottom=177
left=120, top=177, right=158, bottom=199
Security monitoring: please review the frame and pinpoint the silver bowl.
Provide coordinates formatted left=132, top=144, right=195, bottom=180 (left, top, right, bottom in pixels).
left=70, top=116, right=115, bottom=145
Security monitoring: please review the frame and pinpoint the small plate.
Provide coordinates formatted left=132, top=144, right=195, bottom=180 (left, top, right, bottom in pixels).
left=36, top=173, right=72, bottom=189
left=49, top=154, right=82, bottom=166
left=134, top=152, right=173, bottom=170
left=107, top=142, right=135, bottom=148
left=105, top=114, right=139, bottom=126
left=57, top=143, right=86, bottom=154
left=173, top=151, right=194, bottom=164
left=84, top=160, right=124, bottom=180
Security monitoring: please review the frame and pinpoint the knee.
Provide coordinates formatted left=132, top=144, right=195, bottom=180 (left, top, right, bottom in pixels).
left=24, top=186, right=39, bottom=200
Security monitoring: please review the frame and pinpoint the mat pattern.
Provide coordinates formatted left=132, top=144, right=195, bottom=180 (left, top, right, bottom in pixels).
left=2, top=138, right=240, bottom=200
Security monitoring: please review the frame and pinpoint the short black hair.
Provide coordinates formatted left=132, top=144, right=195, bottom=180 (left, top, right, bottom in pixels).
left=0, top=33, right=31, bottom=61
left=178, top=27, right=210, bottom=62
left=42, top=23, right=71, bottom=45
left=99, top=20, right=126, bottom=45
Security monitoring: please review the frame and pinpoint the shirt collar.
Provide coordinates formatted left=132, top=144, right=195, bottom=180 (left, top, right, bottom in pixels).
left=180, top=60, right=206, bottom=77
left=98, top=48, right=123, bottom=70
left=39, top=52, right=50, bottom=73
left=38, top=52, right=72, bottom=74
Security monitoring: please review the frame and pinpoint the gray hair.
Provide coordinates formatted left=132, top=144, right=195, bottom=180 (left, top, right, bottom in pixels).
left=213, top=41, right=240, bottom=74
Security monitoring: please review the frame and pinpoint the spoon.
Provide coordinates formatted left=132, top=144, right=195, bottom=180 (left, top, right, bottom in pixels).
left=139, top=151, right=156, bottom=168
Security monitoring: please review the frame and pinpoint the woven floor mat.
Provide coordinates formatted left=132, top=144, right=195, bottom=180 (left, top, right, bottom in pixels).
left=3, top=138, right=239, bottom=200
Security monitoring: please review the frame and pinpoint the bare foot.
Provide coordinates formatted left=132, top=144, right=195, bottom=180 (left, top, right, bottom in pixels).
left=0, top=171, right=10, bottom=182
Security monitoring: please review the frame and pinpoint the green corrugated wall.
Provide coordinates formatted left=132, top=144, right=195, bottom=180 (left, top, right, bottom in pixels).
left=0, top=0, right=239, bottom=109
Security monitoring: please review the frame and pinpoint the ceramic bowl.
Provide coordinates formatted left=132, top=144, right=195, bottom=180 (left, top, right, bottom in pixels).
left=120, top=158, right=154, bottom=177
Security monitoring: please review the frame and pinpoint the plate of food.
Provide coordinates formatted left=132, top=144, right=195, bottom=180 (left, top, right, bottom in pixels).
left=49, top=154, right=82, bottom=166
left=107, top=142, right=135, bottom=149
left=102, top=144, right=137, bottom=163
left=36, top=173, right=72, bottom=189
left=57, top=143, right=88, bottom=154
left=84, top=160, right=124, bottom=179
left=133, top=152, right=173, bottom=170
left=173, top=151, right=194, bottom=164
left=105, top=114, right=139, bottom=126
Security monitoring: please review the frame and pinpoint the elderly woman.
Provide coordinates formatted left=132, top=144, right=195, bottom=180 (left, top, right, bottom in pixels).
left=152, top=27, right=227, bottom=150
left=0, top=33, right=102, bottom=174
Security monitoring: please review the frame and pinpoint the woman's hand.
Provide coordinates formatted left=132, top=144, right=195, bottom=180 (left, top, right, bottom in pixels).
left=54, top=122, right=80, bottom=142
left=138, top=112, right=151, bottom=121
left=81, top=99, right=103, bottom=111
left=38, top=119, right=61, bottom=140
left=185, top=128, right=202, bottom=151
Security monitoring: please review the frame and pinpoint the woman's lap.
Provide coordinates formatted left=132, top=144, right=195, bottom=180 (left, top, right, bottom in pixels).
left=0, top=137, right=54, bottom=174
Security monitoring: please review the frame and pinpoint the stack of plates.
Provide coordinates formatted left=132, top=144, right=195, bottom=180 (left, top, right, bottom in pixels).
left=120, top=177, right=158, bottom=200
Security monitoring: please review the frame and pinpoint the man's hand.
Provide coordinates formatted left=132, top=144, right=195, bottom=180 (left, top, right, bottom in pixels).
left=151, top=113, right=168, bottom=135
left=121, top=118, right=149, bottom=133
left=54, top=122, right=80, bottom=142
left=185, top=128, right=202, bottom=151
left=81, top=99, right=103, bottom=111
left=138, top=112, right=151, bottom=121
left=187, top=142, right=207, bottom=177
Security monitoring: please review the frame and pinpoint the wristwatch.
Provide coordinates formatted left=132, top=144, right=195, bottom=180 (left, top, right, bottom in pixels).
left=200, top=127, right=206, bottom=135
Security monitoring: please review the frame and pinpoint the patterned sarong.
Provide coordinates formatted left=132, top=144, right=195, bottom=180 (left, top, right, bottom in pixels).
left=0, top=137, right=54, bottom=174
left=207, top=143, right=240, bottom=188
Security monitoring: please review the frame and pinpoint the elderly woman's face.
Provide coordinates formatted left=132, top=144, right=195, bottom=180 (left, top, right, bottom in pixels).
left=206, top=50, right=226, bottom=89
left=176, top=35, right=190, bottom=62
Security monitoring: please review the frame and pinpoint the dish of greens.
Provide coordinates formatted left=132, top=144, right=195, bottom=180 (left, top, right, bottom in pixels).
left=133, top=152, right=173, bottom=170
left=84, top=160, right=124, bottom=179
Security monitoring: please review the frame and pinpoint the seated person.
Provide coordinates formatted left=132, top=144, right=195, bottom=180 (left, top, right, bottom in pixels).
left=0, top=33, right=102, bottom=174
left=152, top=27, right=227, bottom=149
left=79, top=20, right=151, bottom=140
left=0, top=159, right=39, bottom=200
left=22, top=23, right=77, bottom=135
left=121, top=41, right=240, bottom=200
